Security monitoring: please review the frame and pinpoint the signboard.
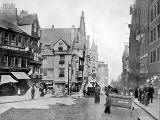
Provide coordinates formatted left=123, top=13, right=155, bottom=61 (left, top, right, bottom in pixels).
left=110, top=94, right=132, bottom=109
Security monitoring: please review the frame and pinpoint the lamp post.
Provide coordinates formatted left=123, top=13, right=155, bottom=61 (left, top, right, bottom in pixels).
left=68, top=62, right=72, bottom=95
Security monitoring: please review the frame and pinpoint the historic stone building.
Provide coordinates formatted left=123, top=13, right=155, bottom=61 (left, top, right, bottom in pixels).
left=122, top=45, right=129, bottom=88
left=40, top=12, right=89, bottom=96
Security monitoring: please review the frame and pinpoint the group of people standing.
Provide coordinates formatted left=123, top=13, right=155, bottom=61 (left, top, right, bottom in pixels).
left=135, top=83, right=154, bottom=106
left=31, top=82, right=48, bottom=99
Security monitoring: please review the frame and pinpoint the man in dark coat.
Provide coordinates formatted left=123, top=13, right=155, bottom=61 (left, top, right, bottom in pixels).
left=149, top=84, right=154, bottom=103
left=104, top=93, right=111, bottom=114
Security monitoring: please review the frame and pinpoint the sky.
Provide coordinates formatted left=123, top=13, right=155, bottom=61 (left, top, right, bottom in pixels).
left=1, top=0, right=134, bottom=80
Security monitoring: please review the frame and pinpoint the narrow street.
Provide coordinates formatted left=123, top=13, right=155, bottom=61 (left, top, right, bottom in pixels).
left=0, top=95, right=154, bottom=120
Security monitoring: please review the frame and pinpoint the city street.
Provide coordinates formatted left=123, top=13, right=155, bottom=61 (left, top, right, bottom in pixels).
left=0, top=95, right=154, bottom=120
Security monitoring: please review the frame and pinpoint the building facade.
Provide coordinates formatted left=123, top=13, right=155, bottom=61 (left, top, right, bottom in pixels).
left=40, top=12, right=88, bottom=96
left=97, top=61, right=109, bottom=90
left=122, top=45, right=129, bottom=88
left=0, top=3, right=41, bottom=95
left=149, top=0, right=160, bottom=78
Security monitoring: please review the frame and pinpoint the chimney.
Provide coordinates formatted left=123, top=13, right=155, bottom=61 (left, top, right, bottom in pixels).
left=52, top=25, right=54, bottom=28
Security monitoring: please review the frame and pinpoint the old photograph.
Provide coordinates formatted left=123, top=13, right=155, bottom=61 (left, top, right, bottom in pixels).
left=0, top=0, right=159, bottom=120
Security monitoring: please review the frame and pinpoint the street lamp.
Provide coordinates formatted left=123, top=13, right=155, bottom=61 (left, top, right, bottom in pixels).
left=68, top=62, right=72, bottom=95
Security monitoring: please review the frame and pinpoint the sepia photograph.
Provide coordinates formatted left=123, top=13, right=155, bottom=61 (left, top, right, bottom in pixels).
left=0, top=0, right=159, bottom=120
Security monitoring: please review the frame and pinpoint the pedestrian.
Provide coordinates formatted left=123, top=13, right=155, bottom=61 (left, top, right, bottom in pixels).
left=83, top=89, right=86, bottom=97
left=135, top=88, right=138, bottom=98
left=94, top=90, right=100, bottom=104
left=104, top=93, right=111, bottom=114
left=31, top=85, right=35, bottom=99
left=149, top=84, right=154, bottom=103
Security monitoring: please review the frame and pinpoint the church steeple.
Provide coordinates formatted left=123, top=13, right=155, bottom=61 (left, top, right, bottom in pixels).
left=80, top=11, right=85, bottom=37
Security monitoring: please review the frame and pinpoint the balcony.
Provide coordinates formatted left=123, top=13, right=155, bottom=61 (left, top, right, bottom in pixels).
left=79, top=65, right=84, bottom=71
left=59, top=60, right=65, bottom=64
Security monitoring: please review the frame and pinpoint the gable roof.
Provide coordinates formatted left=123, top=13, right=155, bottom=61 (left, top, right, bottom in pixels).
left=0, top=19, right=24, bottom=33
left=19, top=14, right=37, bottom=25
left=40, top=28, right=73, bottom=48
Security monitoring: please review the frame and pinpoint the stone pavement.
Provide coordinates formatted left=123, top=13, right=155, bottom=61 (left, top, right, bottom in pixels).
left=133, top=98, right=159, bottom=120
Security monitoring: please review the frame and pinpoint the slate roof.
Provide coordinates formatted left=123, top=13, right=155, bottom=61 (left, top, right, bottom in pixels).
left=40, top=28, right=73, bottom=47
left=0, top=19, right=24, bottom=33
left=19, top=14, right=37, bottom=25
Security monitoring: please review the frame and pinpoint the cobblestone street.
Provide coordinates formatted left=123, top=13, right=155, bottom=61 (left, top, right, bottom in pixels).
left=0, top=95, right=154, bottom=120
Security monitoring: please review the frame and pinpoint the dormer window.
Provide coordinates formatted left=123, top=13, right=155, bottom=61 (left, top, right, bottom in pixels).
left=58, top=46, right=63, bottom=51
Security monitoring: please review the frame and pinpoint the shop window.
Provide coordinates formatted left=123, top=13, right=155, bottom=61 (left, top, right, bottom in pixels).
left=17, top=58, right=22, bottom=67
left=4, top=56, right=8, bottom=67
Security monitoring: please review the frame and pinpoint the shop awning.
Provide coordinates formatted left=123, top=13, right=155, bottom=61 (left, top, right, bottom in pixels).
left=11, top=72, right=30, bottom=79
left=0, top=75, right=18, bottom=85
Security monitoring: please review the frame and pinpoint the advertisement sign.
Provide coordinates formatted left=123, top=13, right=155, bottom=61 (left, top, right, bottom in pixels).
left=110, top=94, right=132, bottom=109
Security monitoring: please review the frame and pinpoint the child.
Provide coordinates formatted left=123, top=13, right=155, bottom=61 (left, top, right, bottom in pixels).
left=104, top=93, right=111, bottom=114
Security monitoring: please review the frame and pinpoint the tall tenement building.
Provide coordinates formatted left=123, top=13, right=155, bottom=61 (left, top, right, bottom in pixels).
left=129, top=0, right=160, bottom=88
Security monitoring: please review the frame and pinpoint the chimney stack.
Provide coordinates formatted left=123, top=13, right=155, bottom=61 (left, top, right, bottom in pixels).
left=52, top=25, right=54, bottom=28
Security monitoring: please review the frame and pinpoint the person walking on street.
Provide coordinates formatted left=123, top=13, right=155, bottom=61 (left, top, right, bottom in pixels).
left=149, top=84, right=154, bottom=103
left=104, top=93, right=111, bottom=114
left=31, top=85, right=35, bottom=99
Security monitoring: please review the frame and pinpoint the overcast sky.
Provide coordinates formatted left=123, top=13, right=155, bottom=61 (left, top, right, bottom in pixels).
left=1, top=0, right=133, bottom=81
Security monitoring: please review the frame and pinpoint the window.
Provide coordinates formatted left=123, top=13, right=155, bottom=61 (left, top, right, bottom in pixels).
left=158, top=1, right=160, bottom=14
left=153, top=50, right=156, bottom=62
left=151, top=30, right=153, bottom=42
left=17, top=58, right=22, bottom=67
left=157, top=48, right=160, bottom=61
left=10, top=34, right=16, bottom=46
left=24, top=58, right=28, bottom=67
left=154, top=5, right=157, bottom=18
left=151, top=9, right=153, bottom=22
left=18, top=36, right=22, bottom=47
left=158, top=24, right=160, bottom=38
left=154, top=28, right=156, bottom=40
left=150, top=51, right=153, bottom=63
left=43, top=69, right=47, bottom=76
left=23, top=37, right=28, bottom=47
left=4, top=33, right=9, bottom=45
left=58, top=46, right=63, bottom=51
left=4, top=56, right=8, bottom=67
left=59, top=55, right=65, bottom=64
left=59, top=68, right=65, bottom=77
left=10, top=57, right=15, bottom=67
